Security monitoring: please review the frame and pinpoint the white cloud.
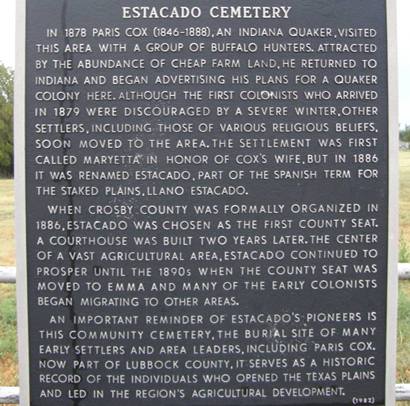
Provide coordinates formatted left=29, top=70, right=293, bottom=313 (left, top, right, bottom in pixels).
left=397, top=0, right=410, bottom=125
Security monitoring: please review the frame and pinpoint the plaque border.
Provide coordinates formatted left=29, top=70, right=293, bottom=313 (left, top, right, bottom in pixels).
left=14, top=1, right=399, bottom=405
left=15, top=0, right=29, bottom=405
left=385, top=0, right=399, bottom=404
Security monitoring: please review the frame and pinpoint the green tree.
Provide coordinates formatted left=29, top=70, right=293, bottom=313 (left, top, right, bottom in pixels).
left=0, top=63, right=13, bottom=176
left=400, top=125, right=410, bottom=143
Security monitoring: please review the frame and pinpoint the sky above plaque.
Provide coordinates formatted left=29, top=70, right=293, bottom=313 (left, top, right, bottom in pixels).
left=1, top=0, right=410, bottom=126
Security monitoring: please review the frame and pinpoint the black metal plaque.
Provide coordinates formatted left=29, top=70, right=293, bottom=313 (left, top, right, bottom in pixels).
left=20, top=0, right=394, bottom=405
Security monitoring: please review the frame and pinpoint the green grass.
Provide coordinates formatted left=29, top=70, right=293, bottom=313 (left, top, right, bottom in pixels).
left=400, top=236, right=410, bottom=263
left=0, top=291, right=16, bottom=358
left=399, top=237, right=410, bottom=262
left=0, top=283, right=17, bottom=386
left=1, top=152, right=410, bottom=397
left=398, top=282, right=410, bottom=406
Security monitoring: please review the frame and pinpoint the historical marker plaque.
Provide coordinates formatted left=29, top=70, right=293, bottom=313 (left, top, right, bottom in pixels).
left=16, top=0, right=398, bottom=405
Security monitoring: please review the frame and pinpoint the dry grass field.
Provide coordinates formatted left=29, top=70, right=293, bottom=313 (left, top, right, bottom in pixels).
left=0, top=178, right=17, bottom=389
left=1, top=152, right=410, bottom=402
left=397, top=152, right=410, bottom=405
left=0, top=179, right=14, bottom=267
left=400, top=152, right=410, bottom=249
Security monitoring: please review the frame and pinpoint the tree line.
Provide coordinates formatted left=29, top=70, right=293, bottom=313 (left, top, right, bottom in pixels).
left=401, top=125, right=410, bottom=143
left=0, top=63, right=13, bottom=176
